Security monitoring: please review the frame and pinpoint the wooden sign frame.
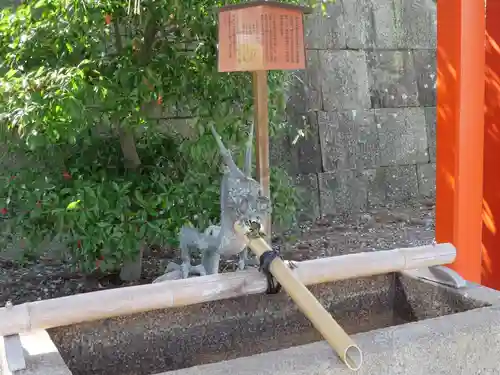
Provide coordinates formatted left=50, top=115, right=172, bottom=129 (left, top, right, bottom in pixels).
left=218, top=1, right=311, bottom=72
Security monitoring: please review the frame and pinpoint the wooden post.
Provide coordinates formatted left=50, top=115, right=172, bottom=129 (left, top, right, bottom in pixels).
left=436, top=0, right=485, bottom=283
left=483, top=0, right=500, bottom=290
left=252, top=70, right=271, bottom=237
left=217, top=1, right=311, bottom=239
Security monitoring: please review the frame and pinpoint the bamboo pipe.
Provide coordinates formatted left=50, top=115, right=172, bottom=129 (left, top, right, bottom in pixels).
left=235, top=224, right=362, bottom=370
left=0, top=243, right=456, bottom=339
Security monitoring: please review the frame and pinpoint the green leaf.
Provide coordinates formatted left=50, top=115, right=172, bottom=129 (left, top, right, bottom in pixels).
left=66, top=200, right=81, bottom=210
left=34, top=0, right=46, bottom=8
left=5, top=69, right=17, bottom=79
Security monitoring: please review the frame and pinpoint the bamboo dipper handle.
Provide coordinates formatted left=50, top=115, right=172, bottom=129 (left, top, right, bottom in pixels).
left=235, top=224, right=363, bottom=371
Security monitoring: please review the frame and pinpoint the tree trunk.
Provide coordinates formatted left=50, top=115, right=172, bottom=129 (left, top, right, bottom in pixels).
left=117, top=126, right=144, bottom=281
left=112, top=15, right=159, bottom=282
left=119, top=243, right=145, bottom=282
left=118, top=127, right=141, bottom=169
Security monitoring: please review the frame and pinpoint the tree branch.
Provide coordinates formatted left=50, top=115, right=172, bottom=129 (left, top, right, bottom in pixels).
left=112, top=19, right=123, bottom=53
left=119, top=127, right=141, bottom=169
left=139, top=14, right=159, bottom=65
left=112, top=16, right=142, bottom=170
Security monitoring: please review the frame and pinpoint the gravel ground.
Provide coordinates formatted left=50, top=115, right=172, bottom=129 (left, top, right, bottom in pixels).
left=0, top=200, right=435, bottom=307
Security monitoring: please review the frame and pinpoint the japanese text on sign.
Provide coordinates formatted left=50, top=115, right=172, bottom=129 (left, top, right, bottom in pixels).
left=277, top=13, right=301, bottom=64
left=217, top=6, right=306, bottom=72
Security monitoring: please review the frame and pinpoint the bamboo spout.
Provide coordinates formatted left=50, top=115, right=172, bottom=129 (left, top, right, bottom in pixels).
left=235, top=223, right=363, bottom=371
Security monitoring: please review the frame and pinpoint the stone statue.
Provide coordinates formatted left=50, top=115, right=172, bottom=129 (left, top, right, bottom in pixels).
left=153, top=123, right=271, bottom=282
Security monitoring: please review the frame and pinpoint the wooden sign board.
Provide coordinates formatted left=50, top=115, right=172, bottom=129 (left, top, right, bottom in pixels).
left=217, top=1, right=310, bottom=72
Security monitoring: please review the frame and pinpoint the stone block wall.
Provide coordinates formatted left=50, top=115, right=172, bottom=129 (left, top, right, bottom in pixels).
left=278, top=0, right=438, bottom=221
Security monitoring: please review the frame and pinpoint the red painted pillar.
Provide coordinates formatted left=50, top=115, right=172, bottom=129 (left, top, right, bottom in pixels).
left=483, top=0, right=500, bottom=289
left=436, top=0, right=485, bottom=283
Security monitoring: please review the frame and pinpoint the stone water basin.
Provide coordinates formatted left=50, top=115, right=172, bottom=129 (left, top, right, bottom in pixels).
left=47, top=272, right=490, bottom=375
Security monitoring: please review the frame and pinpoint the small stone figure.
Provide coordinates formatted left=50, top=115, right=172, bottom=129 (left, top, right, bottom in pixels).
left=153, top=124, right=271, bottom=282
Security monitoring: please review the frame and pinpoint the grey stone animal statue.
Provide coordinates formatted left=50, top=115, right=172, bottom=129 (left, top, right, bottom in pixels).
left=153, top=123, right=271, bottom=282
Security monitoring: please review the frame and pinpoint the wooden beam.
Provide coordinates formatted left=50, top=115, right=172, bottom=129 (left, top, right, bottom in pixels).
left=436, top=0, right=485, bottom=283
left=0, top=244, right=455, bottom=337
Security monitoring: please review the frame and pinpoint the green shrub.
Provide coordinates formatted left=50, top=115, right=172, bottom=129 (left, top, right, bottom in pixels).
left=0, top=0, right=324, bottom=273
